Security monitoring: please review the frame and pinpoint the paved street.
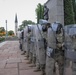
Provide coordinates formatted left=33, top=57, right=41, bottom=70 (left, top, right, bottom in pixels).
left=0, top=41, right=72, bottom=75
left=0, top=41, right=41, bottom=75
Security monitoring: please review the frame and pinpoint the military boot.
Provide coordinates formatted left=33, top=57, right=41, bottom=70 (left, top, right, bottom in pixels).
left=26, top=61, right=32, bottom=64
left=41, top=69, right=46, bottom=75
left=41, top=64, right=46, bottom=75
left=21, top=51, right=26, bottom=55
left=26, top=59, right=32, bottom=64
left=24, top=58, right=29, bottom=60
left=33, top=68, right=41, bottom=72
left=24, top=53, right=28, bottom=57
left=33, top=66, right=41, bottom=72
left=24, top=56, right=29, bottom=60
left=33, top=57, right=36, bottom=64
left=29, top=57, right=36, bottom=67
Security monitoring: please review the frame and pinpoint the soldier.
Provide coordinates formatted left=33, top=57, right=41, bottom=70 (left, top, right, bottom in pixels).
left=24, top=25, right=31, bottom=61
left=17, top=31, right=22, bottom=50
left=46, top=22, right=56, bottom=75
left=26, top=26, right=32, bottom=64
left=22, top=27, right=28, bottom=55
left=27, top=25, right=34, bottom=64
left=64, top=25, right=72, bottom=71
left=64, top=25, right=76, bottom=75
left=17, top=31, right=21, bottom=40
left=55, top=23, right=64, bottom=75
left=71, top=28, right=76, bottom=75
left=29, top=25, right=37, bottom=67
left=21, top=28, right=26, bottom=55
left=19, top=30, right=24, bottom=51
left=35, top=20, right=49, bottom=75
left=46, top=22, right=64, bottom=75
left=37, top=24, right=46, bottom=75
left=33, top=25, right=41, bottom=72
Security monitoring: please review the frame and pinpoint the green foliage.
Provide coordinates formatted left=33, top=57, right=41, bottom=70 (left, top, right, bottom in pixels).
left=0, top=37, right=5, bottom=42
left=18, top=20, right=35, bottom=31
left=35, top=3, right=44, bottom=23
left=64, top=0, right=75, bottom=25
left=72, top=0, right=76, bottom=23
left=18, top=25, right=24, bottom=31
left=0, top=27, right=5, bottom=33
left=74, top=2, right=76, bottom=23
left=75, top=2, right=76, bottom=23
left=8, top=30, right=14, bottom=36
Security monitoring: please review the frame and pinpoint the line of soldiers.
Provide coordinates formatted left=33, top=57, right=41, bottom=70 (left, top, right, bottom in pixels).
left=17, top=20, right=76, bottom=75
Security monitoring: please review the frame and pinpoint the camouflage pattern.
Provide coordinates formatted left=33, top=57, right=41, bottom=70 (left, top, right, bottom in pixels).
left=54, top=23, right=64, bottom=75
left=34, top=25, right=41, bottom=70
left=27, top=25, right=32, bottom=62
left=28, top=25, right=37, bottom=63
left=36, top=24, right=47, bottom=75
left=24, top=26, right=31, bottom=59
left=18, top=31, right=22, bottom=50
left=64, top=25, right=76, bottom=75
left=46, top=22, right=64, bottom=75
left=37, top=24, right=46, bottom=65
left=46, top=24, right=56, bottom=75
left=31, top=25, right=37, bottom=65
left=20, top=30, right=24, bottom=51
left=23, top=27, right=28, bottom=52
left=17, top=31, right=21, bottom=40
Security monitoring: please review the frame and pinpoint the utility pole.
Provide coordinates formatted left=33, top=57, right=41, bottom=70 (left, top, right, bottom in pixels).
left=5, top=20, right=8, bottom=38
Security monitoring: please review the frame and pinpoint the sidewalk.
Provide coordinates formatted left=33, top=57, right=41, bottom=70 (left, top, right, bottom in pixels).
left=0, top=41, right=7, bottom=47
left=0, top=41, right=41, bottom=75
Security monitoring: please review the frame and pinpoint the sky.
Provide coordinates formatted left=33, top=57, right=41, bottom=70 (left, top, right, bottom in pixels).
left=0, top=0, right=47, bottom=32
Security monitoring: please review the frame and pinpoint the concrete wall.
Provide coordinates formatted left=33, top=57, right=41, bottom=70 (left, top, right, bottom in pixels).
left=45, top=0, right=64, bottom=25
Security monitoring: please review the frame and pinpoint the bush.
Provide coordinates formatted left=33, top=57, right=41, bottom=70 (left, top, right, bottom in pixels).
left=64, top=0, right=75, bottom=25
left=0, top=37, right=5, bottom=42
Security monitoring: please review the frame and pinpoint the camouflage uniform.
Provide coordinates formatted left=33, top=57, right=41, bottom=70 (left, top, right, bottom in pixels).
left=54, top=23, right=64, bottom=75
left=38, top=25, right=46, bottom=75
left=23, top=27, right=27, bottom=53
left=65, top=25, right=76, bottom=75
left=27, top=26, right=32, bottom=64
left=35, top=23, right=48, bottom=75
left=72, top=35, right=76, bottom=75
left=30, top=25, right=37, bottom=66
left=25, top=26, right=31, bottom=60
left=46, top=25, right=56, bottom=75
left=20, top=30, right=24, bottom=51
left=27, top=25, right=33, bottom=63
left=46, top=22, right=64, bottom=75
left=33, top=25, right=41, bottom=71
left=22, top=28, right=27, bottom=54
left=18, top=31, right=22, bottom=50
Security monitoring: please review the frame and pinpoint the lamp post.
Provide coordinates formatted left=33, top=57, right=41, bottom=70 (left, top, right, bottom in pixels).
left=5, top=20, right=8, bottom=38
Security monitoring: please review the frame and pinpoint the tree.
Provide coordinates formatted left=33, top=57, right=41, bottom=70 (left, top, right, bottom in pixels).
left=8, top=30, right=14, bottom=36
left=72, top=0, right=76, bottom=23
left=0, top=27, right=6, bottom=36
left=64, top=0, right=75, bottom=25
left=35, top=3, right=44, bottom=23
left=75, top=1, right=76, bottom=23
left=18, top=20, right=35, bottom=31
left=18, top=25, right=24, bottom=31
left=0, top=27, right=5, bottom=33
